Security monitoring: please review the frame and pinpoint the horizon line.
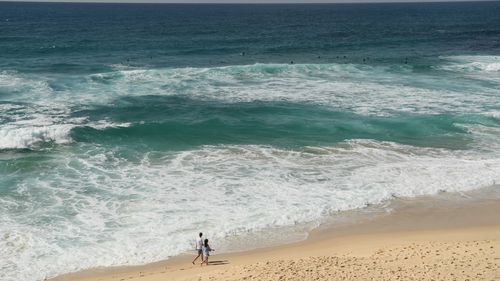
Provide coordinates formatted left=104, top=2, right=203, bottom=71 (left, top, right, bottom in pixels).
left=1, top=0, right=499, bottom=4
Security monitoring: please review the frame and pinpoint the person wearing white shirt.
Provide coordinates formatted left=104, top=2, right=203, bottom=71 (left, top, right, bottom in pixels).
left=192, top=232, right=203, bottom=264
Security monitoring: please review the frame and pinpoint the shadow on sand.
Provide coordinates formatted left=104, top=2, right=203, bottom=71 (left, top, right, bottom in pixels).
left=207, top=260, right=229, bottom=266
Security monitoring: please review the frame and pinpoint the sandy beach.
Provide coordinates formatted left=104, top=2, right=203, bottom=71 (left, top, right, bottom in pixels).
left=51, top=191, right=500, bottom=281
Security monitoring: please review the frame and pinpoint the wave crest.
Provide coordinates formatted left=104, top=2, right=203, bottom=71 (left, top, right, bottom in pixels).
left=0, top=124, right=74, bottom=149
left=439, top=56, right=500, bottom=82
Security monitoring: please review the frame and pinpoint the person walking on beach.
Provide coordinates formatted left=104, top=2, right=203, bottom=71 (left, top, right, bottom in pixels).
left=200, top=239, right=214, bottom=266
left=192, top=232, right=203, bottom=264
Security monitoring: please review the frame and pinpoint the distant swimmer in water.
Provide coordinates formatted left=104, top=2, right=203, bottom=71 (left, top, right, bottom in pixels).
left=240, top=51, right=245, bottom=56
left=290, top=60, right=294, bottom=64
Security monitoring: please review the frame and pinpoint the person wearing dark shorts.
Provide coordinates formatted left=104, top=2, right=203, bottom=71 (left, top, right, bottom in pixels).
left=192, top=232, right=203, bottom=264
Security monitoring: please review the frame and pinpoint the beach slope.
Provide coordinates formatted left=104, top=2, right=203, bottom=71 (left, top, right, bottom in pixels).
left=52, top=197, right=500, bottom=281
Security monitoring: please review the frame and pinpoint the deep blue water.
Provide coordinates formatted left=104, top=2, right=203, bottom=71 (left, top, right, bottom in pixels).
left=0, top=2, right=500, bottom=281
left=1, top=2, right=500, bottom=71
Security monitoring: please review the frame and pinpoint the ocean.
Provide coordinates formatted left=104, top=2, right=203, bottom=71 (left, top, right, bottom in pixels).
left=1, top=2, right=500, bottom=280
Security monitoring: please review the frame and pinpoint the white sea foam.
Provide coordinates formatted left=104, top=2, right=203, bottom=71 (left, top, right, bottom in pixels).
left=3, top=62, right=499, bottom=116
left=4, top=61, right=499, bottom=150
left=86, top=63, right=499, bottom=116
left=1, top=130, right=500, bottom=281
left=439, top=55, right=500, bottom=82
left=441, top=55, right=500, bottom=72
left=87, top=120, right=132, bottom=130
left=0, top=103, right=80, bottom=149
left=0, top=119, right=133, bottom=149
left=0, top=70, right=54, bottom=100
left=0, top=98, right=133, bottom=149
left=0, top=124, right=74, bottom=149
left=0, top=116, right=134, bottom=150
left=485, top=111, right=500, bottom=120
left=2, top=61, right=499, bottom=119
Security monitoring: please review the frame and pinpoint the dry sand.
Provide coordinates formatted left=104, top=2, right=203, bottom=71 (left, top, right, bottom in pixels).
left=51, top=194, right=500, bottom=281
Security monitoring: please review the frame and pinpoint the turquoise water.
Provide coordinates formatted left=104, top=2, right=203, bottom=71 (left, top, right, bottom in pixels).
left=1, top=2, right=500, bottom=281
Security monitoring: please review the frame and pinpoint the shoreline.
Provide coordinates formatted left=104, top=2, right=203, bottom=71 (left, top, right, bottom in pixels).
left=50, top=186, right=500, bottom=281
